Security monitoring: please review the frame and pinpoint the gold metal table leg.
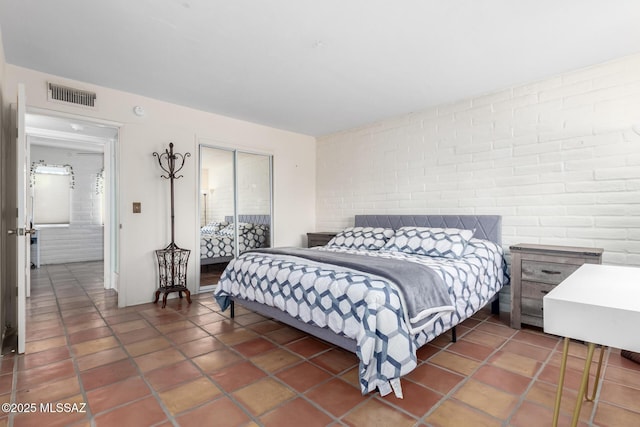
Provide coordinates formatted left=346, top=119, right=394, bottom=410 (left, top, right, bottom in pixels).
left=571, top=342, right=596, bottom=427
left=552, top=337, right=570, bottom=427
left=584, top=345, right=606, bottom=402
left=553, top=339, right=607, bottom=427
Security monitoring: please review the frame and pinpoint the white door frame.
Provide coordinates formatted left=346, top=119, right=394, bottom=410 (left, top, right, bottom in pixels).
left=25, top=106, right=122, bottom=295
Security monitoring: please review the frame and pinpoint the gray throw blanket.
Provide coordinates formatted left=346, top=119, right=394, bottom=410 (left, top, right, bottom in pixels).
left=249, top=247, right=455, bottom=333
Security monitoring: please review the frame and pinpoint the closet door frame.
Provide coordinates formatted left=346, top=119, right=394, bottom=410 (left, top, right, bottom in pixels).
left=196, top=142, right=273, bottom=293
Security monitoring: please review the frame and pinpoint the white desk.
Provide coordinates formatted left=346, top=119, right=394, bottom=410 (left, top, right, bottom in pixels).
left=543, top=264, right=640, bottom=427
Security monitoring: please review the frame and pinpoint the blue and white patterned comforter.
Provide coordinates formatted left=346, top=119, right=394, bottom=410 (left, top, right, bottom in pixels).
left=214, top=238, right=507, bottom=395
left=200, top=223, right=269, bottom=260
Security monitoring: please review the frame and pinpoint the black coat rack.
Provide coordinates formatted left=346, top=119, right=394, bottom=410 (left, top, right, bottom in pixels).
left=153, top=142, right=192, bottom=308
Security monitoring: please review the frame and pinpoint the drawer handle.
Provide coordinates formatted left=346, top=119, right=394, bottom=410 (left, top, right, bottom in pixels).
left=541, top=269, right=561, bottom=275
left=541, top=290, right=549, bottom=294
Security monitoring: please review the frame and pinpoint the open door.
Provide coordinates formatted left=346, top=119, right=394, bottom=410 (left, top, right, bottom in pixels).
left=11, top=84, right=32, bottom=354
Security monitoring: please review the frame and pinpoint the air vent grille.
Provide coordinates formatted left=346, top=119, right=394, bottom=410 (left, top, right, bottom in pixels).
left=47, top=83, right=97, bottom=108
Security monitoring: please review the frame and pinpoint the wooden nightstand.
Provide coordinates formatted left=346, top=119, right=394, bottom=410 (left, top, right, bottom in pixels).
left=306, top=232, right=337, bottom=248
left=510, top=243, right=603, bottom=329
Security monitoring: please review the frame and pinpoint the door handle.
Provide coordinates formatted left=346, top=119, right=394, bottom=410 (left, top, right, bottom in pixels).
left=6, top=228, right=35, bottom=236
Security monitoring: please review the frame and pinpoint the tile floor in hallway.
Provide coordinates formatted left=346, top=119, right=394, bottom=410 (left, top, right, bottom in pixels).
left=0, top=261, right=639, bottom=426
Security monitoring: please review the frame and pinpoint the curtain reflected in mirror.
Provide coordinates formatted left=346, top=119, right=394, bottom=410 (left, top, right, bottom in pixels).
left=199, top=145, right=272, bottom=288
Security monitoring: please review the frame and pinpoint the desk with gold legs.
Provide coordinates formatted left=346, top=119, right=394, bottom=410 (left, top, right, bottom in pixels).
left=543, top=264, right=640, bottom=427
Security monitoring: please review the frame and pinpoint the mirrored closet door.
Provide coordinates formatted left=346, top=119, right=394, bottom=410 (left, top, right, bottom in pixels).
left=199, top=145, right=272, bottom=289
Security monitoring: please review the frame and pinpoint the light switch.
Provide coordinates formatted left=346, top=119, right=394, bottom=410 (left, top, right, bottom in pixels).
left=133, top=202, right=141, bottom=213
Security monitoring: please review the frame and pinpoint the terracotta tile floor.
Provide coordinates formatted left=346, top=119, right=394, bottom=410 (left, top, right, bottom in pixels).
left=1, top=261, right=639, bottom=426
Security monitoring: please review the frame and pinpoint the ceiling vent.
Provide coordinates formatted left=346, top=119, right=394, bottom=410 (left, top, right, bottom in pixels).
left=47, top=82, right=97, bottom=108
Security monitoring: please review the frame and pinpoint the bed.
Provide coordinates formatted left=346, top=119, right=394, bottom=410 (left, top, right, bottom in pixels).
left=200, top=214, right=270, bottom=265
left=214, top=214, right=507, bottom=397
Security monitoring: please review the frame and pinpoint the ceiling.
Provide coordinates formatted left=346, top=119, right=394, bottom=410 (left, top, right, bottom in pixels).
left=1, top=1, right=639, bottom=137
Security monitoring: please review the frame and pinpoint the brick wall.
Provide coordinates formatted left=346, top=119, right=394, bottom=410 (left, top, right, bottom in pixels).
left=317, top=54, right=640, bottom=273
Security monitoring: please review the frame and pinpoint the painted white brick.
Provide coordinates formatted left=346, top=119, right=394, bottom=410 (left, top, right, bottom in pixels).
left=626, top=180, right=640, bottom=190
left=538, top=171, right=593, bottom=185
left=471, top=89, right=512, bottom=107
left=512, top=76, right=563, bottom=97
left=492, top=94, right=538, bottom=113
left=492, top=123, right=514, bottom=142
left=539, top=148, right=592, bottom=166
left=595, top=216, right=640, bottom=227
left=593, top=141, right=639, bottom=158
left=596, top=191, right=640, bottom=204
left=543, top=237, right=597, bottom=247
left=628, top=229, right=640, bottom=240
left=567, top=228, right=629, bottom=239
left=538, top=216, right=592, bottom=227
left=539, top=81, right=593, bottom=102
left=472, top=166, right=513, bottom=179
left=493, top=153, right=537, bottom=169
left=513, top=162, right=563, bottom=176
left=565, top=181, right=627, bottom=193
left=513, top=183, right=566, bottom=195
left=513, top=140, right=561, bottom=157
left=516, top=226, right=567, bottom=238
left=595, top=167, right=640, bottom=181
left=562, top=133, right=622, bottom=150
left=455, top=124, right=493, bottom=145
left=316, top=53, right=640, bottom=267
left=563, top=157, right=623, bottom=173
left=437, top=100, right=472, bottom=117
left=563, top=56, right=639, bottom=84
left=454, top=105, right=493, bottom=125
left=593, top=68, right=640, bottom=91
left=493, top=174, right=538, bottom=188
left=503, top=216, right=539, bottom=226
left=454, top=141, right=493, bottom=155
left=473, top=147, right=512, bottom=162
left=459, top=197, right=497, bottom=208
left=564, top=82, right=640, bottom=110
left=566, top=204, right=640, bottom=216
left=594, top=240, right=640, bottom=253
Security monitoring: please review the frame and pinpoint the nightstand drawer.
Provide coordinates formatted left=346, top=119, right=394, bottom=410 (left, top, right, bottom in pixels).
left=521, top=297, right=544, bottom=321
left=521, top=281, right=556, bottom=299
left=521, top=260, right=580, bottom=285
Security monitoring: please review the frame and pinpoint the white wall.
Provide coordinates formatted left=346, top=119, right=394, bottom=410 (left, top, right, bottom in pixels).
left=5, top=65, right=316, bottom=307
left=317, top=54, right=640, bottom=270
left=30, top=144, right=104, bottom=264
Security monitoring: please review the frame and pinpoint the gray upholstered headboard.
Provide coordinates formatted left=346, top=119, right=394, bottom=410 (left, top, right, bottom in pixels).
left=224, top=214, right=271, bottom=225
left=354, top=215, right=502, bottom=245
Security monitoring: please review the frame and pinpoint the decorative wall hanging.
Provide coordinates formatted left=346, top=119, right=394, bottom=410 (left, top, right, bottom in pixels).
left=95, top=168, right=104, bottom=195
left=30, top=161, right=75, bottom=188
left=153, top=142, right=192, bottom=308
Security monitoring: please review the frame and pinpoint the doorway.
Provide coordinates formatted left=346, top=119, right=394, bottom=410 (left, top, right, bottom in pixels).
left=25, top=110, right=120, bottom=294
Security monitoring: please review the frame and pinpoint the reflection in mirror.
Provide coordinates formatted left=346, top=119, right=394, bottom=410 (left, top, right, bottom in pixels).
left=199, top=146, right=272, bottom=288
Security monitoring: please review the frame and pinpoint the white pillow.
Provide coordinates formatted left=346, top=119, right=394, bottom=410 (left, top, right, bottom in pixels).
left=382, top=226, right=474, bottom=259
left=327, top=227, right=395, bottom=250
left=201, top=220, right=229, bottom=234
